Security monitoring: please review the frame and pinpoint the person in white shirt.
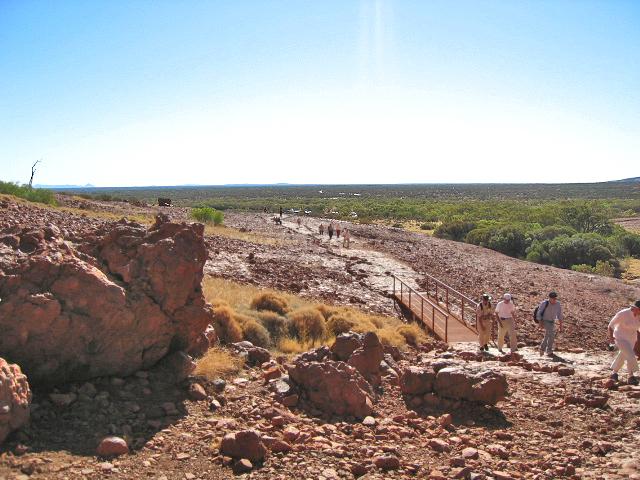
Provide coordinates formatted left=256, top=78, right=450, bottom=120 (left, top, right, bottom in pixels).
left=608, top=300, right=640, bottom=384
left=495, top=293, right=518, bottom=353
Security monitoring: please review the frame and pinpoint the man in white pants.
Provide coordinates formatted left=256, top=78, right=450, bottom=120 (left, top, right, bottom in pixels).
left=495, top=293, right=518, bottom=353
left=608, top=300, right=640, bottom=384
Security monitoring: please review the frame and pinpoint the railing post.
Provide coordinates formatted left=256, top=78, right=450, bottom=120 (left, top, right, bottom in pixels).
left=393, top=276, right=396, bottom=297
left=435, top=282, right=438, bottom=303
left=400, top=282, right=403, bottom=303
left=409, top=288, right=411, bottom=310
left=445, top=314, right=449, bottom=342
left=446, top=288, right=449, bottom=311
left=421, top=297, right=424, bottom=325
left=432, top=305, right=435, bottom=333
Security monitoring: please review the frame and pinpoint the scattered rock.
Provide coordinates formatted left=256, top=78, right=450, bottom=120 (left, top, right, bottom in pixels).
left=96, top=436, right=129, bottom=457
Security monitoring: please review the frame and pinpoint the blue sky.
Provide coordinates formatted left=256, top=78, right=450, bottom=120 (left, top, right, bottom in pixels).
left=1, top=0, right=638, bottom=186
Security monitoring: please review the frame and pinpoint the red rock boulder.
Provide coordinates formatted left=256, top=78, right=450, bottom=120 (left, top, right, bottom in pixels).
left=287, top=360, right=374, bottom=418
left=0, top=358, right=31, bottom=444
left=0, top=215, right=213, bottom=386
left=220, top=430, right=268, bottom=462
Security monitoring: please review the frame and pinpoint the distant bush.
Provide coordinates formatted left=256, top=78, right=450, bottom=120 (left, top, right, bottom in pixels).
left=531, top=225, right=577, bottom=241
left=527, top=233, right=617, bottom=269
left=288, top=308, right=327, bottom=344
left=0, top=181, right=56, bottom=205
left=616, top=232, right=640, bottom=257
left=392, top=222, right=404, bottom=229
left=211, top=305, right=243, bottom=344
left=191, top=206, right=224, bottom=225
left=420, top=222, right=437, bottom=230
left=571, top=260, right=616, bottom=277
left=251, top=292, right=291, bottom=315
left=257, top=311, right=289, bottom=342
left=434, top=221, right=476, bottom=242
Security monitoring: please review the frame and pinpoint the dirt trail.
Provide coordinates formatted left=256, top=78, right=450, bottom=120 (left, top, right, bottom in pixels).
left=279, top=215, right=422, bottom=293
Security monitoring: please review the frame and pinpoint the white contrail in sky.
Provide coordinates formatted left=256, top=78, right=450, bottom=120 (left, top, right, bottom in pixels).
left=359, top=0, right=392, bottom=86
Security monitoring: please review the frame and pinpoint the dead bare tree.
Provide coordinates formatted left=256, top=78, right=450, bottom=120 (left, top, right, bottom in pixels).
left=28, top=160, right=41, bottom=188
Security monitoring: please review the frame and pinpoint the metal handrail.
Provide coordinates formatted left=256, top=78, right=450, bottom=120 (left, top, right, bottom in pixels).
left=392, top=275, right=451, bottom=341
left=422, top=272, right=478, bottom=332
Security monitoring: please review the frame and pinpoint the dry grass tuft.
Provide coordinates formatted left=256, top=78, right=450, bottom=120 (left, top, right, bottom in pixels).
left=257, top=311, right=289, bottom=342
left=241, top=320, right=271, bottom=348
left=397, top=323, right=427, bottom=346
left=251, top=292, right=291, bottom=315
left=211, top=305, right=243, bottom=344
left=326, top=314, right=356, bottom=336
left=288, top=308, right=327, bottom=344
left=194, top=347, right=244, bottom=379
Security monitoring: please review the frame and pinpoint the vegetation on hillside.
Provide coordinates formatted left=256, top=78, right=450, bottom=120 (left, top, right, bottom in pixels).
left=0, top=181, right=56, bottom=205
left=191, top=206, right=224, bottom=225
left=433, top=202, right=640, bottom=277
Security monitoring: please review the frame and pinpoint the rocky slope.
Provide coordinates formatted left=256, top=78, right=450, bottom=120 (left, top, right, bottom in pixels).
left=0, top=195, right=639, bottom=479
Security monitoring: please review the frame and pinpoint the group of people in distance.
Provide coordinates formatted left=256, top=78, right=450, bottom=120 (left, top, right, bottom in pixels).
left=318, top=221, right=350, bottom=248
left=475, top=292, right=640, bottom=385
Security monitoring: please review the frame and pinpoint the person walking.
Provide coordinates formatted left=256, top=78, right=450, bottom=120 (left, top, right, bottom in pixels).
left=495, top=293, right=518, bottom=353
left=536, top=291, right=563, bottom=357
left=328, top=222, right=334, bottom=240
left=319, top=223, right=325, bottom=236
left=476, top=293, right=493, bottom=352
left=342, top=228, right=351, bottom=248
left=336, top=224, right=341, bottom=238
left=608, top=300, right=640, bottom=384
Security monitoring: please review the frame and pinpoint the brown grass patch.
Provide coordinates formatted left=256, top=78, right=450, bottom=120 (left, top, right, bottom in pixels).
left=251, top=292, right=291, bottom=315
left=194, top=347, right=244, bottom=379
left=203, top=276, right=434, bottom=351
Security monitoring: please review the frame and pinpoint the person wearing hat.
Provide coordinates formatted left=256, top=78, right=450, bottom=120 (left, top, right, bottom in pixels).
left=536, top=291, right=564, bottom=357
left=476, top=294, right=493, bottom=351
left=608, top=300, right=640, bottom=384
left=494, top=293, right=518, bottom=353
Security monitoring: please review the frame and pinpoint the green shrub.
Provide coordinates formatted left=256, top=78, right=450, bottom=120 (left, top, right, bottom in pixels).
left=257, top=311, right=289, bottom=341
left=434, top=221, right=476, bottom=242
left=251, top=292, right=291, bottom=315
left=191, top=206, right=224, bottom=225
left=288, top=308, right=327, bottom=344
left=571, top=264, right=594, bottom=273
left=420, top=222, right=437, bottom=230
left=0, top=181, right=56, bottom=205
left=617, top=232, right=640, bottom=257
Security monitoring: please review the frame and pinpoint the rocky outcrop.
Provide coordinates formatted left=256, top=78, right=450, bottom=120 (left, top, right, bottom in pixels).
left=287, top=360, right=374, bottom=418
left=0, top=358, right=31, bottom=444
left=400, top=365, right=508, bottom=406
left=0, top=214, right=213, bottom=386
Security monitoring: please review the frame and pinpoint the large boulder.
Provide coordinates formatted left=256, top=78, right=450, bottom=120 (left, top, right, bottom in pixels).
left=399, top=366, right=436, bottom=395
left=434, top=367, right=508, bottom=405
left=287, top=360, right=374, bottom=418
left=0, top=358, right=31, bottom=444
left=0, top=214, right=213, bottom=386
left=347, top=332, right=384, bottom=387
